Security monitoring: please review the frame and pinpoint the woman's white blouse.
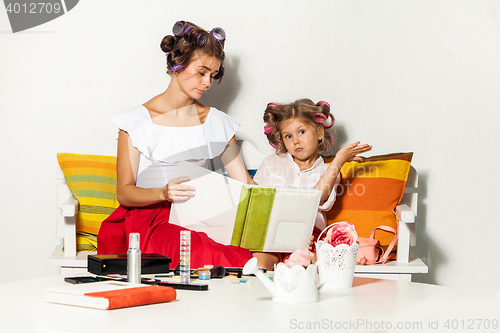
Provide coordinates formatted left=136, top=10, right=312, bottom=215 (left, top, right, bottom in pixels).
left=112, top=105, right=239, bottom=188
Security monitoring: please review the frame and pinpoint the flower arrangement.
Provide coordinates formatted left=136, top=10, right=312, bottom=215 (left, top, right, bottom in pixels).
left=324, top=221, right=358, bottom=247
left=284, top=249, right=314, bottom=268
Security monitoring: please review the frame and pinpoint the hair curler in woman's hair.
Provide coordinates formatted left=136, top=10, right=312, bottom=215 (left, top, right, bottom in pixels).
left=197, top=33, right=208, bottom=46
left=173, top=21, right=225, bottom=46
left=172, top=21, right=185, bottom=36
left=171, top=64, right=185, bottom=71
left=163, top=20, right=227, bottom=80
left=210, top=27, right=226, bottom=42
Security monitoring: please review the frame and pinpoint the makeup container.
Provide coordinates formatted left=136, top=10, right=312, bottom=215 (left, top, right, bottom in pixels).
left=180, top=230, right=191, bottom=284
left=127, top=233, right=141, bottom=284
left=198, top=270, right=210, bottom=280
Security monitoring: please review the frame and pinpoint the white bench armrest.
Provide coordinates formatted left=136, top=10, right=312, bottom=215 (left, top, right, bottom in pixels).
left=61, top=196, right=78, bottom=217
left=61, top=196, right=79, bottom=257
left=396, top=204, right=415, bottom=223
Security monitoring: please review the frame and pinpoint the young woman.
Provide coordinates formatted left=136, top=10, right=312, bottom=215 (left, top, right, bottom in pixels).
left=97, top=21, right=256, bottom=269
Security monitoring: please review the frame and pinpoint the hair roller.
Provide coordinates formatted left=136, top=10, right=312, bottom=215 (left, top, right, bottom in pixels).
left=325, top=133, right=334, bottom=145
left=323, top=114, right=335, bottom=128
left=172, top=21, right=185, bottom=36
left=316, top=100, right=330, bottom=109
left=197, top=33, right=208, bottom=46
left=171, top=64, right=185, bottom=71
left=264, top=123, right=275, bottom=134
left=313, top=113, right=327, bottom=124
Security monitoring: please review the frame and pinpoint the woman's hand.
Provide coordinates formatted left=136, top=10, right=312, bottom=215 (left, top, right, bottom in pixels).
left=164, top=176, right=196, bottom=202
left=336, top=141, right=372, bottom=164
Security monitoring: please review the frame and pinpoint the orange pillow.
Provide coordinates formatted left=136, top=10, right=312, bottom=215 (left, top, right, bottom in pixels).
left=324, top=152, right=413, bottom=249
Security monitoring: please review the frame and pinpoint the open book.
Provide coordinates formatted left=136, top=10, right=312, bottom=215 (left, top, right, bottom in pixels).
left=169, top=161, right=321, bottom=252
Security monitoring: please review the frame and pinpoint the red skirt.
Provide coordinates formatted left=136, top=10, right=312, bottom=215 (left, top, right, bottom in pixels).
left=96, top=201, right=252, bottom=269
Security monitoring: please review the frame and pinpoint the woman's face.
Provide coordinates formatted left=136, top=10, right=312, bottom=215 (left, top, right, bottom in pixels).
left=176, top=53, right=221, bottom=100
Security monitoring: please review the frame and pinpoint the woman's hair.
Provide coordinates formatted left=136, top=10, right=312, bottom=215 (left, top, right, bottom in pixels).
left=160, top=21, right=225, bottom=81
left=263, top=99, right=334, bottom=154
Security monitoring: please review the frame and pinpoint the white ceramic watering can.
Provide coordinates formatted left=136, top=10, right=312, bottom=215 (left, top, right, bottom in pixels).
left=243, top=258, right=319, bottom=304
left=315, top=223, right=359, bottom=290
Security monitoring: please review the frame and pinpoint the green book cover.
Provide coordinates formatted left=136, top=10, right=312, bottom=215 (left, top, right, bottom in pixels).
left=231, top=187, right=276, bottom=251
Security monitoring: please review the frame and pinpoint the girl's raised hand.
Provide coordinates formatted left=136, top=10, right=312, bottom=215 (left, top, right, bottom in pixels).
left=337, top=141, right=372, bottom=163
left=165, top=176, right=196, bottom=202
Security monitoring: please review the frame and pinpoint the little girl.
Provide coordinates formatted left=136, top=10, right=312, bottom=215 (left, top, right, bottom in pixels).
left=253, top=99, right=372, bottom=260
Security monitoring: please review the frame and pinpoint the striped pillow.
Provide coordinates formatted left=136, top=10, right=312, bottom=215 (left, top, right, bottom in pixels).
left=324, top=152, right=413, bottom=250
left=57, top=153, right=119, bottom=251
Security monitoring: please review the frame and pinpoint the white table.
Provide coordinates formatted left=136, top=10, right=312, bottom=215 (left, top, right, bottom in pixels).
left=1, top=275, right=498, bottom=333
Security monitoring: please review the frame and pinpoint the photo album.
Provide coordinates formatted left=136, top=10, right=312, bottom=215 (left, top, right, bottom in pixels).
left=170, top=161, right=321, bottom=252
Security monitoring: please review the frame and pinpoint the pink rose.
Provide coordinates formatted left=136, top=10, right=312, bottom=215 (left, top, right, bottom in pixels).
left=325, top=222, right=358, bottom=247
left=284, top=249, right=313, bottom=268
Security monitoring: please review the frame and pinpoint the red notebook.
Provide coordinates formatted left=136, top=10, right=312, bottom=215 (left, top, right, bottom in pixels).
left=46, top=281, right=176, bottom=310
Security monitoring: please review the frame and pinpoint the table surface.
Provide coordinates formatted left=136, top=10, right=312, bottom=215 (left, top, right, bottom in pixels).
left=1, top=274, right=499, bottom=333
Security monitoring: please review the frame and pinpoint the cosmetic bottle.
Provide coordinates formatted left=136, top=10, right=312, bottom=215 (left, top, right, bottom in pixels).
left=127, top=233, right=141, bottom=284
left=180, top=230, right=191, bottom=284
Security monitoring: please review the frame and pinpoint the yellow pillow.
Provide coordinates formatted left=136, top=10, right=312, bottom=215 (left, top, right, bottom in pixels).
left=75, top=232, right=98, bottom=252
left=57, top=153, right=119, bottom=251
left=324, top=152, right=413, bottom=250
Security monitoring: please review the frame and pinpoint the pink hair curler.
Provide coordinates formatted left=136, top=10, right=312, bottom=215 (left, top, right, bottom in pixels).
left=313, top=113, right=327, bottom=124
left=323, top=114, right=335, bottom=128
left=264, top=123, right=275, bottom=134
left=317, top=100, right=330, bottom=108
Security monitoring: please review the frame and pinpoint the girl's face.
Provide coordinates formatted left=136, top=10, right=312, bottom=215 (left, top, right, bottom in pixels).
left=176, top=53, right=221, bottom=100
left=280, top=118, right=322, bottom=162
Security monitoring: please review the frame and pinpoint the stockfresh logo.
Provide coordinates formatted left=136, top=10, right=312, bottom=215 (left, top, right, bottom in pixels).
left=3, top=0, right=79, bottom=33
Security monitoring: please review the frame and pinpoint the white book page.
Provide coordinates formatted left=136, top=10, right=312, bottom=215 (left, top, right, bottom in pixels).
left=169, top=161, right=243, bottom=245
left=263, top=188, right=321, bottom=252
left=45, top=281, right=145, bottom=309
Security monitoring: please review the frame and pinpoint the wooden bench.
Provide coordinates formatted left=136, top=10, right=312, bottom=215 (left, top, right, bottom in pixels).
left=48, top=140, right=428, bottom=281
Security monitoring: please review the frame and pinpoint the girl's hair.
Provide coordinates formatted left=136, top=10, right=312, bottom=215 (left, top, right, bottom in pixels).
left=160, top=21, right=225, bottom=81
left=263, top=99, right=334, bottom=154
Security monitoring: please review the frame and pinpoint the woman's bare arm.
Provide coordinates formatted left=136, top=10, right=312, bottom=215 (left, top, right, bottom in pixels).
left=220, top=136, right=256, bottom=185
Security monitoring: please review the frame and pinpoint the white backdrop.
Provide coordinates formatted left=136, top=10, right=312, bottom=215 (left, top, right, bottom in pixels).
left=1, top=0, right=499, bottom=294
